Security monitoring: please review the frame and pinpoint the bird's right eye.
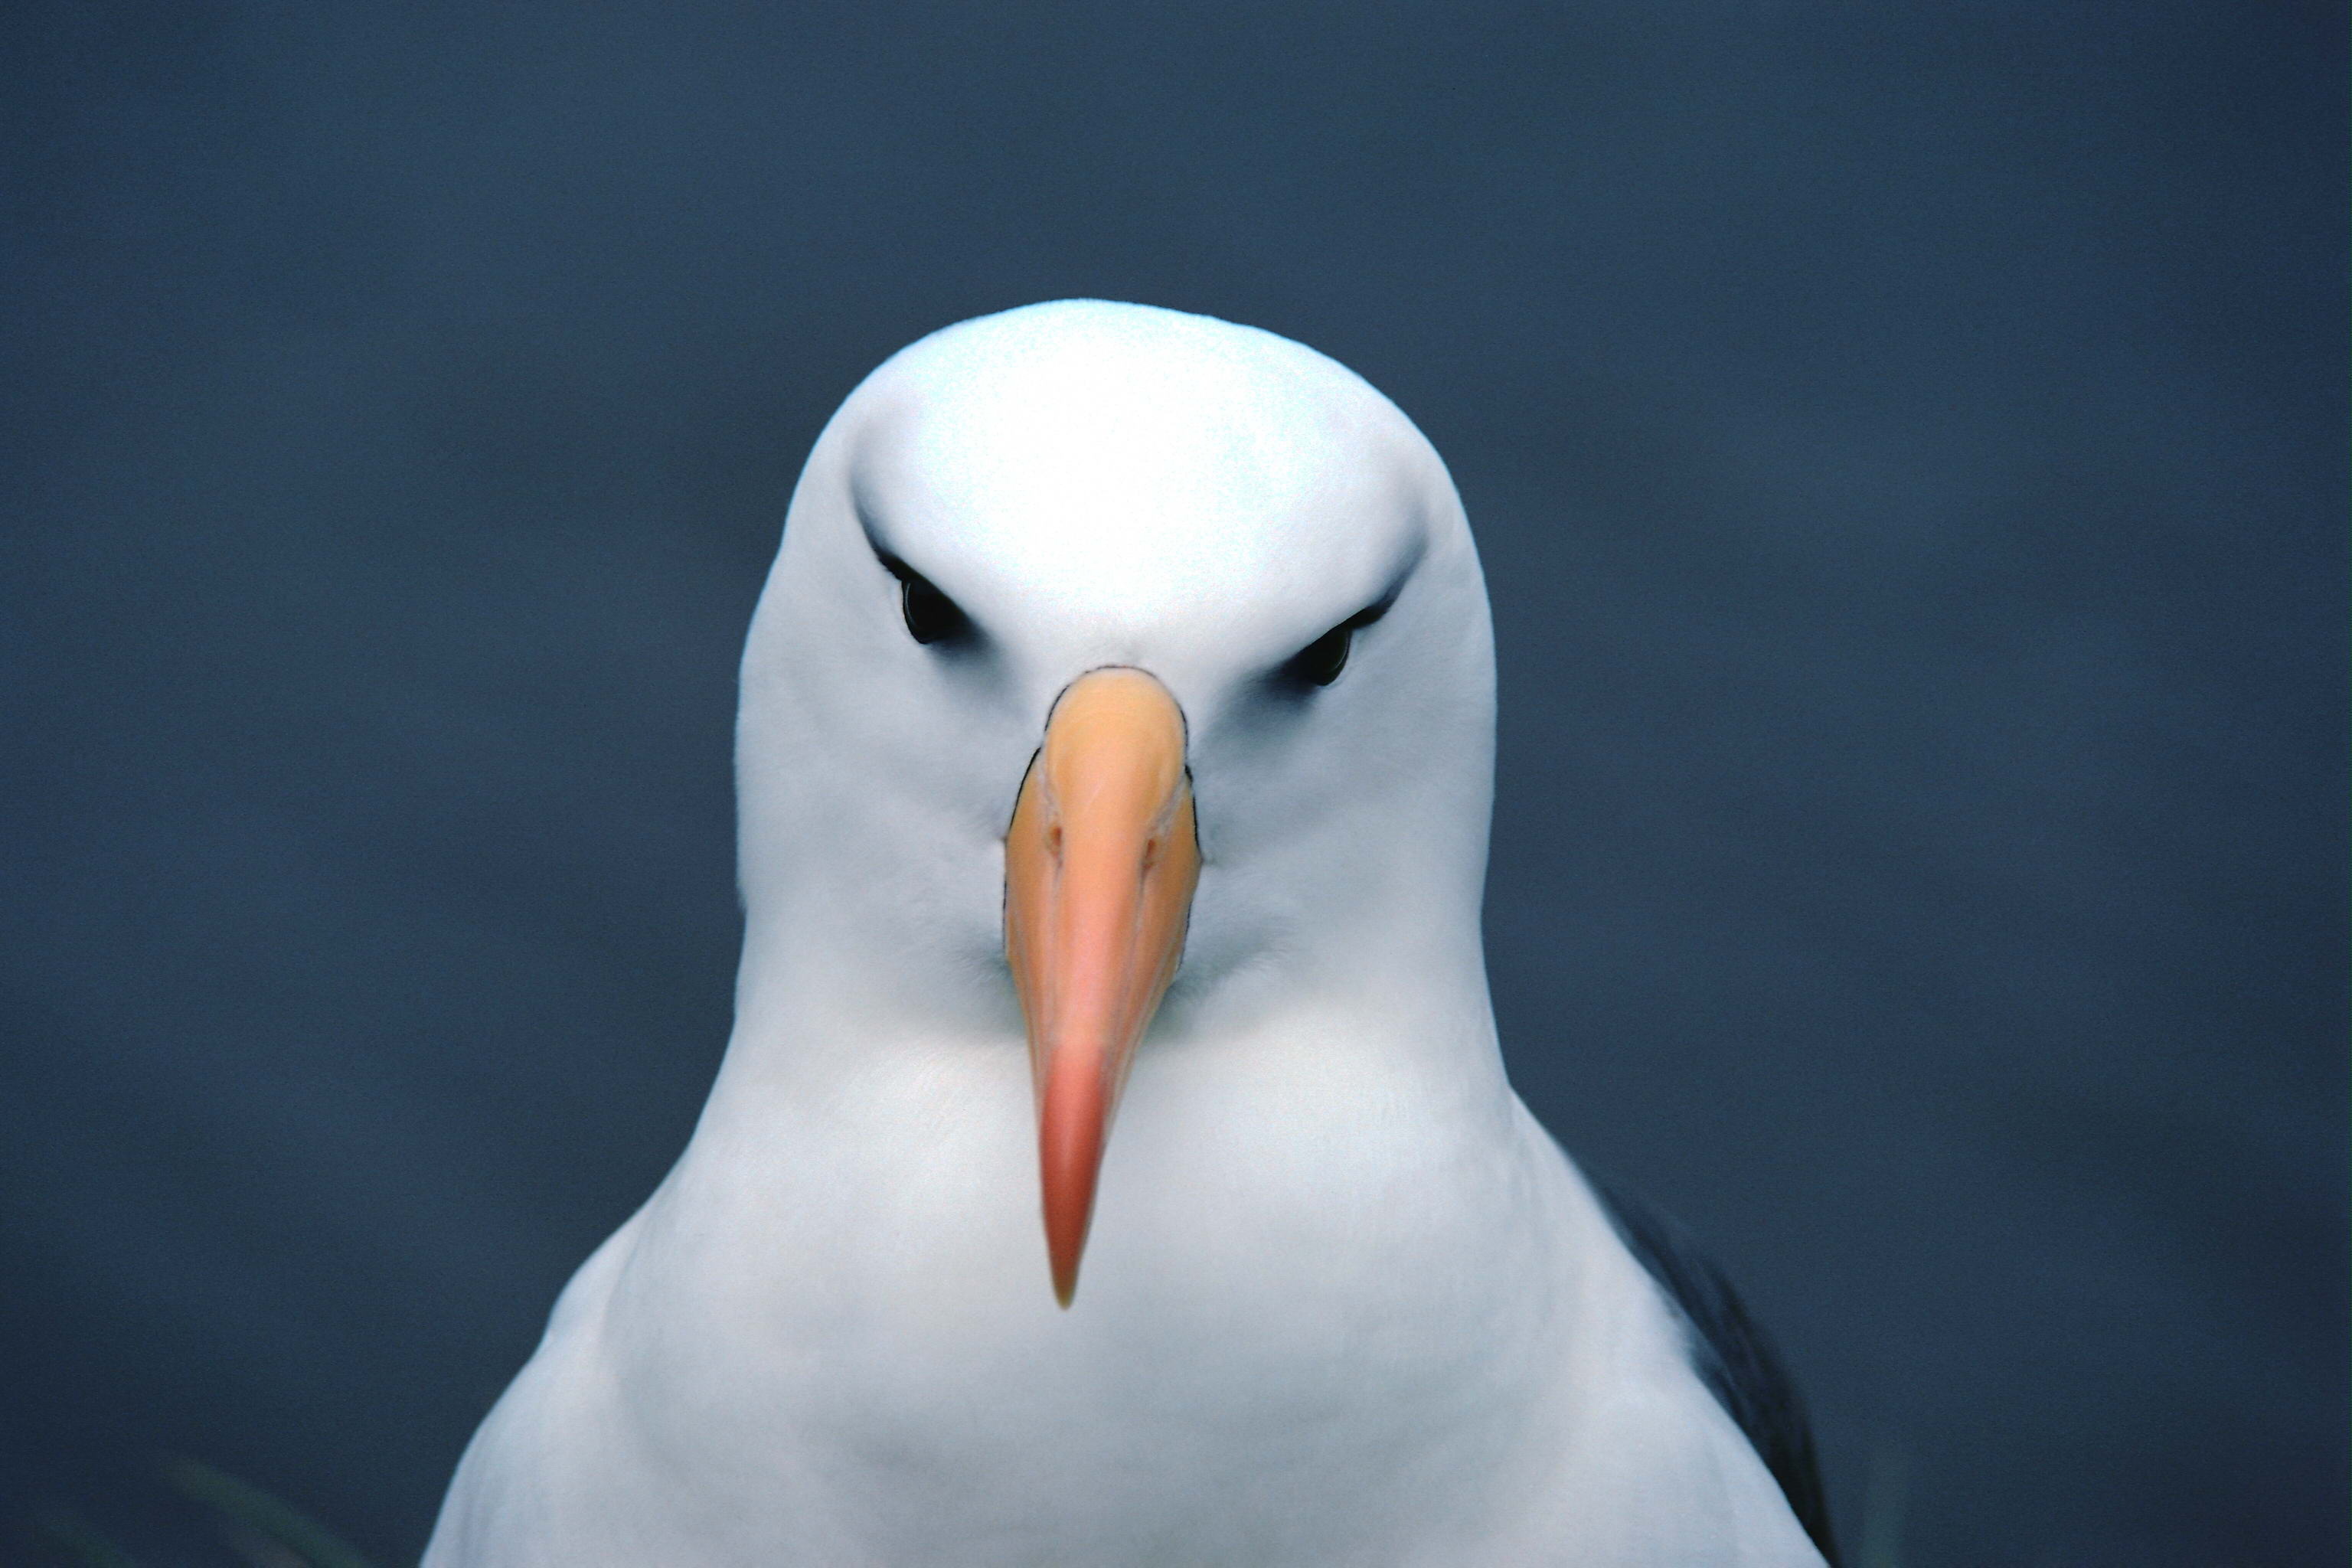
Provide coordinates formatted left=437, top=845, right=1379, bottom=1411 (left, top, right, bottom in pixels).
left=877, top=553, right=975, bottom=647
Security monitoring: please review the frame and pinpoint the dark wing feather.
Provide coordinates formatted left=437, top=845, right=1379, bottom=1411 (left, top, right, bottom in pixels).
left=1586, top=1172, right=1842, bottom=1567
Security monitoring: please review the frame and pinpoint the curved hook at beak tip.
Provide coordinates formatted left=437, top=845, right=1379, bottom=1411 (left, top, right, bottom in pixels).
left=1004, top=668, right=1200, bottom=1306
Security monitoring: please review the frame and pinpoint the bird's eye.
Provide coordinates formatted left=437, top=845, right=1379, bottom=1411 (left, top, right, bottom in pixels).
left=1289, top=623, right=1355, bottom=688
left=1277, top=598, right=1393, bottom=691
left=877, top=552, right=975, bottom=647
left=900, top=573, right=970, bottom=645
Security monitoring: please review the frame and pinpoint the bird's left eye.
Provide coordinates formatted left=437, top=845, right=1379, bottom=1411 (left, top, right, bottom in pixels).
left=1288, top=623, right=1355, bottom=687
left=1277, top=598, right=1393, bottom=691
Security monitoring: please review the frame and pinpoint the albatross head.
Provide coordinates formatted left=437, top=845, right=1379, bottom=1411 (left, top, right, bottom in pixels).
left=733, top=300, right=1496, bottom=1305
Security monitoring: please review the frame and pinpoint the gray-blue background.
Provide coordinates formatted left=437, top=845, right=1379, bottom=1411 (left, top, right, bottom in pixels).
left=5, top=3, right=2343, bottom=1562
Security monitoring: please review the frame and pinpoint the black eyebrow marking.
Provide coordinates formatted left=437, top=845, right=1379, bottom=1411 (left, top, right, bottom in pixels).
left=872, top=547, right=978, bottom=648
left=1269, top=550, right=1417, bottom=694
left=851, top=487, right=986, bottom=650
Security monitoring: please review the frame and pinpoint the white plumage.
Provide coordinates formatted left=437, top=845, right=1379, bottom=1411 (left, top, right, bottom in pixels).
left=425, top=300, right=1828, bottom=1566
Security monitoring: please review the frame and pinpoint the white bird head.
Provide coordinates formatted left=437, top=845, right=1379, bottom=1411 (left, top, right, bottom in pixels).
left=733, top=300, right=1497, bottom=1303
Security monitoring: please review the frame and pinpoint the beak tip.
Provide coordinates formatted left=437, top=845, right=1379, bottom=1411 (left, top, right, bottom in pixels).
left=1046, top=1216, right=1086, bottom=1308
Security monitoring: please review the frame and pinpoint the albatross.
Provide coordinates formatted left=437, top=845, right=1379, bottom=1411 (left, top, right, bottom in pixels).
left=424, top=300, right=1840, bottom=1566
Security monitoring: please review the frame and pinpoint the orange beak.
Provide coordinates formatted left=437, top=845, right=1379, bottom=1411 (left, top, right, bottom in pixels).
left=1004, top=668, right=1200, bottom=1307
